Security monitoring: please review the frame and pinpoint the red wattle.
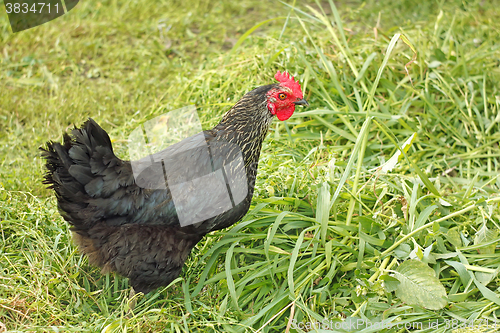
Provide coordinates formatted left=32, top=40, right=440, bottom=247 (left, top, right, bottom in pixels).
left=276, top=107, right=294, bottom=121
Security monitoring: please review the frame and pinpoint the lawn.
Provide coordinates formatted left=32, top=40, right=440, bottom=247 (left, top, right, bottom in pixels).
left=1, top=0, right=500, bottom=332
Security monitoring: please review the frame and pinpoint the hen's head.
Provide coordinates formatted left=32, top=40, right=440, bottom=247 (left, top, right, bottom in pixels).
left=267, top=71, right=308, bottom=121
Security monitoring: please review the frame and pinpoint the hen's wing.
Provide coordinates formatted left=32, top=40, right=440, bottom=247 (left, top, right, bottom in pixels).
left=42, top=118, right=183, bottom=232
left=44, top=118, right=247, bottom=229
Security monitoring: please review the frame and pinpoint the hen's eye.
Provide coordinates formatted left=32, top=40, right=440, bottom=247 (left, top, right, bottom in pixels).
left=278, top=93, right=286, bottom=100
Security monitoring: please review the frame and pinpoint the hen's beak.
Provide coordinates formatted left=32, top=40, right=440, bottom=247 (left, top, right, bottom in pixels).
left=294, top=98, right=309, bottom=106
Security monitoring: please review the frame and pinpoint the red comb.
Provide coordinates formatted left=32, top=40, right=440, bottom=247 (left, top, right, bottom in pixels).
left=274, top=70, right=303, bottom=98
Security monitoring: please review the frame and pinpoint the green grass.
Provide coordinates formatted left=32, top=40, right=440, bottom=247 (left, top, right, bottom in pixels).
left=1, top=0, right=500, bottom=332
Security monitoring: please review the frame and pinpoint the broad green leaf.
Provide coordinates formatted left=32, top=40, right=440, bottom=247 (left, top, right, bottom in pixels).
left=394, top=244, right=411, bottom=260
left=380, top=274, right=400, bottom=293
left=394, top=259, right=448, bottom=310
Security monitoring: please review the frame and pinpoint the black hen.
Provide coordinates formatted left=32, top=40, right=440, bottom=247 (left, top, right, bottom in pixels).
left=41, top=71, right=308, bottom=294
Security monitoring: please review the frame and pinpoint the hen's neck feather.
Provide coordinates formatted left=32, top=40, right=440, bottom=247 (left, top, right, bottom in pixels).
left=212, top=84, right=277, bottom=167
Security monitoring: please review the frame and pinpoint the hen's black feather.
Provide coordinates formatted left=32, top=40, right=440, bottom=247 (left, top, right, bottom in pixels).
left=41, top=84, right=279, bottom=293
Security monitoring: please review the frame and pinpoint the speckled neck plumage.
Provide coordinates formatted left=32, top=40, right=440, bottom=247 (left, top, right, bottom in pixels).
left=216, top=84, right=277, bottom=168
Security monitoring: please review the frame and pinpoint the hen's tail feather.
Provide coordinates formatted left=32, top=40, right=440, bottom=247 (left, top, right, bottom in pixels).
left=40, top=118, right=120, bottom=230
